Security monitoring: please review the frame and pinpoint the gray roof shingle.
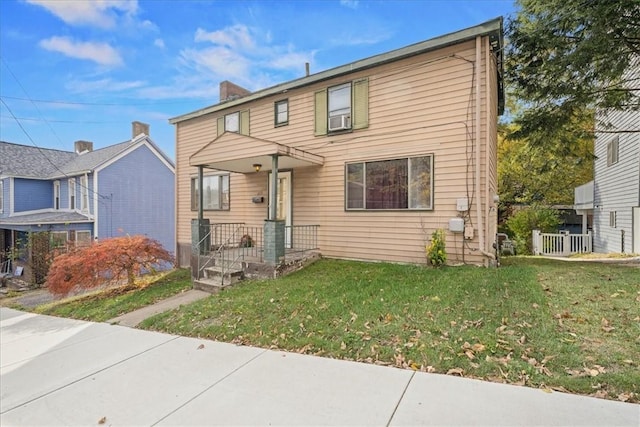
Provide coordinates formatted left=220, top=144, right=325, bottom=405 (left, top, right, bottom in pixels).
left=0, top=211, right=92, bottom=225
left=0, top=142, right=77, bottom=178
left=0, top=140, right=138, bottom=179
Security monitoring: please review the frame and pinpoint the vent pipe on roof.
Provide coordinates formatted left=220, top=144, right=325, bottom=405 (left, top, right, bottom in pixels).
left=305, top=62, right=310, bottom=77
left=74, top=140, right=93, bottom=154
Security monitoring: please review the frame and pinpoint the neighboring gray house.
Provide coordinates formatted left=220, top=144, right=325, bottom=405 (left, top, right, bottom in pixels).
left=0, top=122, right=175, bottom=283
left=574, top=59, right=640, bottom=253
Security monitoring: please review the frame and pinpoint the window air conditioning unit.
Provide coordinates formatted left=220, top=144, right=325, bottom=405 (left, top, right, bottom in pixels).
left=328, top=114, right=351, bottom=131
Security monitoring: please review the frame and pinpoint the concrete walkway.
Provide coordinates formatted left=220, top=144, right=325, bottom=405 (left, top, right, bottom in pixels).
left=1, top=307, right=638, bottom=426
left=108, top=289, right=211, bottom=327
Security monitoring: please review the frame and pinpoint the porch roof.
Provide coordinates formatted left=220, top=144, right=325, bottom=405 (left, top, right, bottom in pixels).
left=190, top=132, right=324, bottom=173
left=0, top=211, right=93, bottom=227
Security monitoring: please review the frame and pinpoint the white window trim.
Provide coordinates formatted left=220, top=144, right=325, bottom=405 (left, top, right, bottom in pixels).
left=80, top=175, right=89, bottom=213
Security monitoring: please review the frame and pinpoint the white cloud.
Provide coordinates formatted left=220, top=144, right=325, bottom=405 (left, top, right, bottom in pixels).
left=154, top=38, right=165, bottom=49
left=26, top=0, right=139, bottom=29
left=194, top=25, right=255, bottom=50
left=340, top=0, right=359, bottom=9
left=66, top=77, right=145, bottom=93
left=39, top=36, right=123, bottom=66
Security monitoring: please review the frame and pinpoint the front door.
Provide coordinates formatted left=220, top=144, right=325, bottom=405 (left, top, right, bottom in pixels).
left=269, top=171, right=292, bottom=248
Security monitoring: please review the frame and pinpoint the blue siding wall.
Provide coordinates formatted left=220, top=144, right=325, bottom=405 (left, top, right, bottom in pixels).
left=97, top=144, right=175, bottom=253
left=13, top=179, right=52, bottom=212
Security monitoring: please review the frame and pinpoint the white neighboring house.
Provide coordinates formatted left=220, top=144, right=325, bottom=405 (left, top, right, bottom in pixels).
left=575, top=58, right=640, bottom=254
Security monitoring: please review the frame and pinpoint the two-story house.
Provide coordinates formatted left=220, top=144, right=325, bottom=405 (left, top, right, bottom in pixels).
left=0, top=122, right=175, bottom=283
left=170, top=18, right=504, bottom=277
left=574, top=57, right=640, bottom=253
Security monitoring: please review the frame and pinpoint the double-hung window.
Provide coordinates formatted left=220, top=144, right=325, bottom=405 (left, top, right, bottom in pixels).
left=191, top=174, right=230, bottom=210
left=80, top=175, right=89, bottom=212
left=54, top=181, right=61, bottom=210
left=275, top=99, right=289, bottom=126
left=315, top=78, right=368, bottom=135
left=68, top=178, right=76, bottom=210
left=217, top=110, right=250, bottom=136
left=346, top=155, right=434, bottom=210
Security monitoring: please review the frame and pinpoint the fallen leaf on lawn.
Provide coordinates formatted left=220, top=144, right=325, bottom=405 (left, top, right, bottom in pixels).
left=622, top=359, right=634, bottom=365
left=540, top=386, right=553, bottom=393
left=610, top=292, right=619, bottom=298
left=340, top=341, right=347, bottom=350
left=532, top=303, right=539, bottom=309
left=446, top=368, right=464, bottom=376
left=518, top=335, right=527, bottom=345
left=495, top=325, right=507, bottom=334
left=350, top=312, right=358, bottom=323
left=197, top=344, right=205, bottom=350
left=465, top=350, right=475, bottom=360
left=591, top=390, right=608, bottom=399
left=424, top=365, right=436, bottom=373
left=472, top=343, right=486, bottom=353
left=470, top=362, right=480, bottom=369
left=618, top=393, right=634, bottom=402
left=431, top=296, right=441, bottom=302
left=98, top=417, right=107, bottom=424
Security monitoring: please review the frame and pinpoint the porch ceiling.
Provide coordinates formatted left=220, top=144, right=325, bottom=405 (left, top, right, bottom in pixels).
left=190, top=132, right=324, bottom=173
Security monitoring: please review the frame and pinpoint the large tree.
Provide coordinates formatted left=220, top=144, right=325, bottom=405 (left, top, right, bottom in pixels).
left=506, top=0, right=640, bottom=144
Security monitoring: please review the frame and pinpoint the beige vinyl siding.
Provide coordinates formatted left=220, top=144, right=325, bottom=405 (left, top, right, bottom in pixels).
left=175, top=37, right=497, bottom=266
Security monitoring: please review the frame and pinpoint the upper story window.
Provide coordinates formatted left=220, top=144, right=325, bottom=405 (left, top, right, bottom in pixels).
left=80, top=175, right=89, bottom=212
left=225, top=112, right=240, bottom=132
left=191, top=174, right=230, bottom=211
left=275, top=99, right=289, bottom=126
left=315, top=78, right=368, bottom=136
left=217, top=110, right=250, bottom=136
left=68, top=178, right=76, bottom=210
left=53, top=181, right=61, bottom=210
left=607, top=136, right=619, bottom=166
left=328, top=83, right=351, bottom=131
left=346, top=154, right=433, bottom=210
left=609, top=211, right=617, bottom=228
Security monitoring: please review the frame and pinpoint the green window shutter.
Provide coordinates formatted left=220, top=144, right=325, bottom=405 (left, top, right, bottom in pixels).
left=314, top=89, right=328, bottom=136
left=217, top=116, right=224, bottom=136
left=240, top=110, right=250, bottom=135
left=352, top=78, right=369, bottom=130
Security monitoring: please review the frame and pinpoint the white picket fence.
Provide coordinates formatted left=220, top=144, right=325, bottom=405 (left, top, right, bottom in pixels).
left=532, top=230, right=592, bottom=256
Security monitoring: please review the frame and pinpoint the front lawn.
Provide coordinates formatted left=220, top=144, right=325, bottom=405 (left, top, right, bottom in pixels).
left=141, top=258, right=639, bottom=402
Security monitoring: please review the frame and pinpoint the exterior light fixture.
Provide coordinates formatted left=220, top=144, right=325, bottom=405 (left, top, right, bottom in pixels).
left=253, top=163, right=262, bottom=172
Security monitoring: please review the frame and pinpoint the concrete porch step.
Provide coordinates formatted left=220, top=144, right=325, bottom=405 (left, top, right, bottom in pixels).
left=193, top=277, right=233, bottom=294
left=204, top=266, right=244, bottom=283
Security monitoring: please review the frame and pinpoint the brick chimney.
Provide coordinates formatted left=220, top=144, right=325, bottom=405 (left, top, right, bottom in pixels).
left=132, top=121, right=150, bottom=138
left=74, top=140, right=93, bottom=154
left=220, top=81, right=251, bottom=102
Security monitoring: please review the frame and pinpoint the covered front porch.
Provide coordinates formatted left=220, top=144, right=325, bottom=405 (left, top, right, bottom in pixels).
left=189, top=133, right=324, bottom=291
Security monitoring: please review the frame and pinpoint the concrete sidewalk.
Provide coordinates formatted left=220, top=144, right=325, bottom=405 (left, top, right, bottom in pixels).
left=1, top=308, right=638, bottom=426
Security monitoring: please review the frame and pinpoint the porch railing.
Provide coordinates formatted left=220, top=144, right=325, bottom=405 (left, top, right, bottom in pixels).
left=192, top=223, right=320, bottom=282
left=532, top=230, right=592, bottom=256
left=286, top=225, right=319, bottom=253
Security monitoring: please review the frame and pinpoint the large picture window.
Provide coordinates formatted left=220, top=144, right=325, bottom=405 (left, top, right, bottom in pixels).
left=346, top=155, right=433, bottom=210
left=191, top=174, right=230, bottom=211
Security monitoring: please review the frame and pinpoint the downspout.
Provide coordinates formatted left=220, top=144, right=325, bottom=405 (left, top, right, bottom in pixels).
left=198, top=166, right=204, bottom=222
left=475, top=36, right=495, bottom=263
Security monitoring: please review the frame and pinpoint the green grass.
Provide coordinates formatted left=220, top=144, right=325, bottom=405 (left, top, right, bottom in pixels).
left=140, top=258, right=639, bottom=402
left=35, top=269, right=192, bottom=322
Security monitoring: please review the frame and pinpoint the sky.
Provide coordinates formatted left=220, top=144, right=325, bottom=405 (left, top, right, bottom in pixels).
left=0, top=0, right=516, bottom=160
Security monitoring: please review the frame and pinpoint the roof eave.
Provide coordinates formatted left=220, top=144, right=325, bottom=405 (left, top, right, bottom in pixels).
left=169, top=17, right=504, bottom=124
